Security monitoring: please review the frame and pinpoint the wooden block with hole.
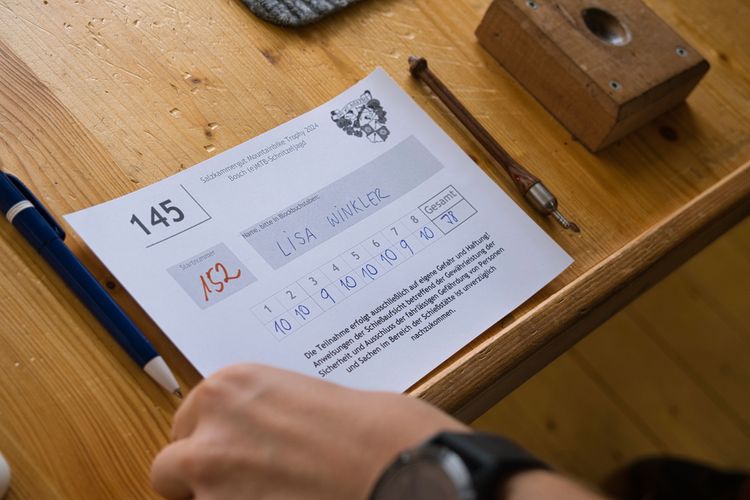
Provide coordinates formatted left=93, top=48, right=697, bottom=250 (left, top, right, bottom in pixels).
left=476, top=0, right=710, bottom=151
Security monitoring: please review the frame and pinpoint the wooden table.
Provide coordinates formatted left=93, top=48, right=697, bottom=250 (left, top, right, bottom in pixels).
left=0, top=0, right=747, bottom=497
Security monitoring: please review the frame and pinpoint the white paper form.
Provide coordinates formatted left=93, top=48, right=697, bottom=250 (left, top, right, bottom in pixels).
left=66, top=69, right=572, bottom=391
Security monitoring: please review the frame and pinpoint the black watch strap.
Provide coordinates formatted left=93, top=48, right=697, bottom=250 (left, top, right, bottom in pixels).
left=430, top=432, right=550, bottom=499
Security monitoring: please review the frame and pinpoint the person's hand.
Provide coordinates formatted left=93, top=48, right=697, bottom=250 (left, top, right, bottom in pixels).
left=150, top=364, right=467, bottom=499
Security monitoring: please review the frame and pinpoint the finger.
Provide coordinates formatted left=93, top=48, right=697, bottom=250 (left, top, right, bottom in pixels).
left=172, top=364, right=261, bottom=441
left=171, top=385, right=204, bottom=441
left=172, top=363, right=292, bottom=441
left=151, top=441, right=196, bottom=500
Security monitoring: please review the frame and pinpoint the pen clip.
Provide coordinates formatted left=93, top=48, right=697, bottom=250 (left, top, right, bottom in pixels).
left=7, top=174, right=66, bottom=240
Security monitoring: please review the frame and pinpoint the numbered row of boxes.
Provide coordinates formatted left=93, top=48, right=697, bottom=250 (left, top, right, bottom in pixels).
left=251, top=208, right=446, bottom=340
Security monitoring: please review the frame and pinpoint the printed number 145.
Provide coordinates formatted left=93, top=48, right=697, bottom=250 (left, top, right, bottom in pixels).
left=130, top=199, right=184, bottom=236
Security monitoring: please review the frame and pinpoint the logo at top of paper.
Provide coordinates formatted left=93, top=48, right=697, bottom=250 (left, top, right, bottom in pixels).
left=330, top=90, right=390, bottom=143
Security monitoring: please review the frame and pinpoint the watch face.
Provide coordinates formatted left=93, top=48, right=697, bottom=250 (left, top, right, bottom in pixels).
left=372, top=447, right=475, bottom=500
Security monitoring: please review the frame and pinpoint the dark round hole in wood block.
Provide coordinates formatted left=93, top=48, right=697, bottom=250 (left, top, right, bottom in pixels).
left=659, top=125, right=678, bottom=141
left=581, top=8, right=631, bottom=46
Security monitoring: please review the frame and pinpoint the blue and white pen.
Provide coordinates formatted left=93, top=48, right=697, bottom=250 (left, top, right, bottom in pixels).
left=0, top=171, right=182, bottom=398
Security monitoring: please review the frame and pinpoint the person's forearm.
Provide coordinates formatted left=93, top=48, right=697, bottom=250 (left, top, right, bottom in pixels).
left=501, top=470, right=608, bottom=500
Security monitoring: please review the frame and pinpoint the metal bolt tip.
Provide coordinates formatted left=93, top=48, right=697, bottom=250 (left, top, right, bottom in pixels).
left=552, top=210, right=580, bottom=233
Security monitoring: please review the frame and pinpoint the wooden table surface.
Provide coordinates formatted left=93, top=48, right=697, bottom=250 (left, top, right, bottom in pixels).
left=0, top=0, right=748, bottom=497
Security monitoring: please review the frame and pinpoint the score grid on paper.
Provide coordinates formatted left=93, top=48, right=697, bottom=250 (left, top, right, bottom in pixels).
left=66, top=68, right=572, bottom=392
left=251, top=184, right=477, bottom=341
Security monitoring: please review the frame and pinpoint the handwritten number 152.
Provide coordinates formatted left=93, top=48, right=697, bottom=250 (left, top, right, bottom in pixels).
left=201, top=263, right=242, bottom=302
left=130, top=200, right=185, bottom=236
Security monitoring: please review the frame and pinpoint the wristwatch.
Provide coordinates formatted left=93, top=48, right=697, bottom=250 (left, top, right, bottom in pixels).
left=370, top=432, right=549, bottom=500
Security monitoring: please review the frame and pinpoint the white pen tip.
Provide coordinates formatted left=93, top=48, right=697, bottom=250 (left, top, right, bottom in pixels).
left=144, top=357, right=182, bottom=397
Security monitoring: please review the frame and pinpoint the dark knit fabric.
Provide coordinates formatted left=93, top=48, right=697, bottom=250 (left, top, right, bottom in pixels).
left=241, top=0, right=363, bottom=27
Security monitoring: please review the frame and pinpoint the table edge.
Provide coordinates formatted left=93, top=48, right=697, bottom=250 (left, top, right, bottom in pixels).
left=409, top=160, right=750, bottom=420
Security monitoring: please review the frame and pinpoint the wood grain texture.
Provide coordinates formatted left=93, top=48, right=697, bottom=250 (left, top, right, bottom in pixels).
left=0, top=0, right=748, bottom=497
left=575, top=312, right=750, bottom=465
left=414, top=161, right=750, bottom=421
left=474, top=219, right=750, bottom=484
left=473, top=352, right=663, bottom=484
